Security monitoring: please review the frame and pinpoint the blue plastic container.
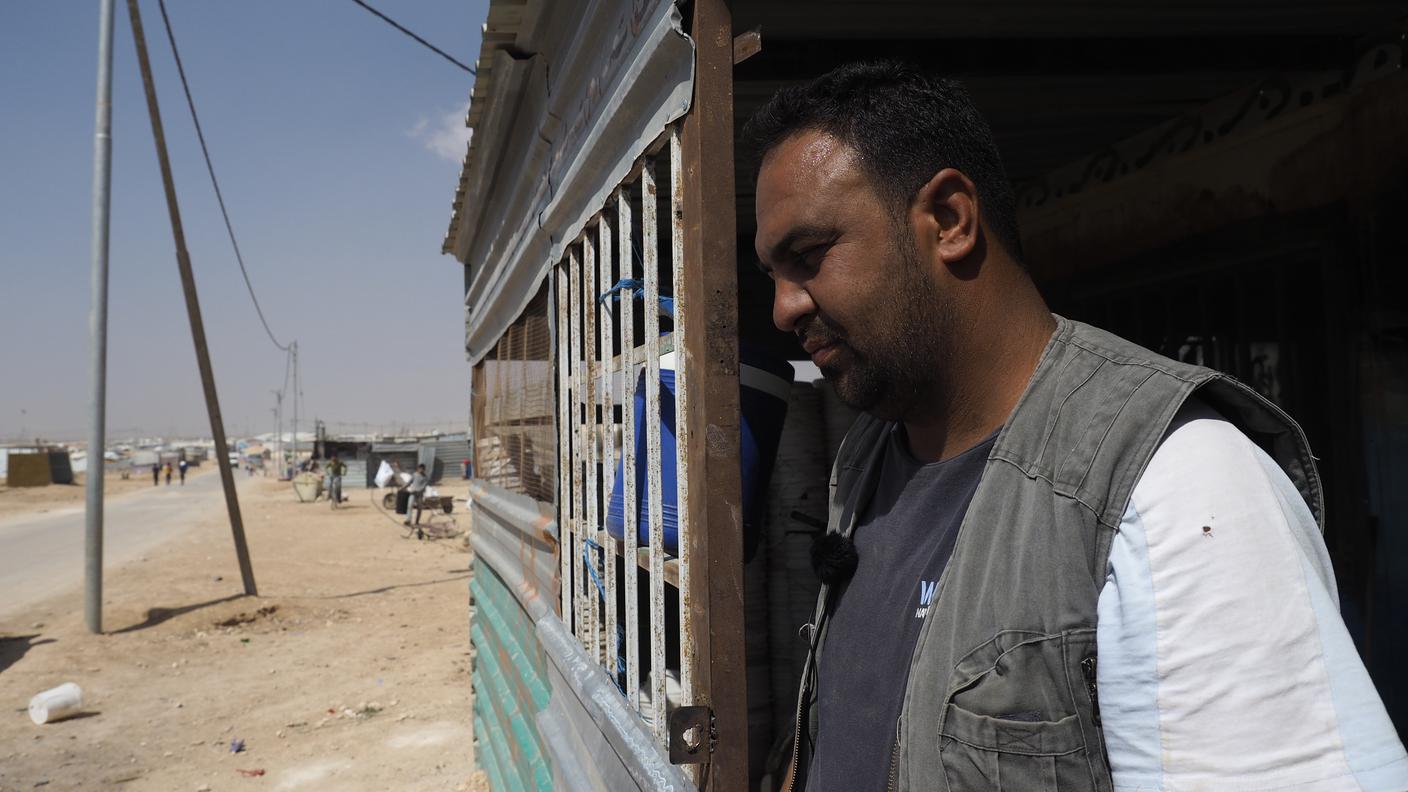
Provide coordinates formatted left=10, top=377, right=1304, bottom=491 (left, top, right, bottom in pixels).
left=605, top=348, right=793, bottom=556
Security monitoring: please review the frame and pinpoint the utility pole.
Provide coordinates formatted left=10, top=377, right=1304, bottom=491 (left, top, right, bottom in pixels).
left=291, top=341, right=299, bottom=471
left=271, top=389, right=282, bottom=479
left=84, top=0, right=116, bottom=634
left=126, top=0, right=256, bottom=596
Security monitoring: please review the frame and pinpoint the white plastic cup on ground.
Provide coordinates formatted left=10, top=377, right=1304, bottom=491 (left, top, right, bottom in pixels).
left=28, top=683, right=83, bottom=725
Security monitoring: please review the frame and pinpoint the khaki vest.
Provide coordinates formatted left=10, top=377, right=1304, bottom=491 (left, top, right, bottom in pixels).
left=788, top=318, right=1322, bottom=791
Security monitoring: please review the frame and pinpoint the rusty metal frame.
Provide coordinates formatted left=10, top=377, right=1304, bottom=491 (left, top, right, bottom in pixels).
left=541, top=5, right=745, bottom=779
left=676, top=0, right=747, bottom=787
left=550, top=145, right=692, bottom=739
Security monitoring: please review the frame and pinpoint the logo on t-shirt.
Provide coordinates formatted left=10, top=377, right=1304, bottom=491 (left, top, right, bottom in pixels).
left=914, top=579, right=938, bottom=619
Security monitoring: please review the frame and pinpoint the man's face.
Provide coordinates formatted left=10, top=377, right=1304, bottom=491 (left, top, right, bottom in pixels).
left=754, top=130, right=952, bottom=419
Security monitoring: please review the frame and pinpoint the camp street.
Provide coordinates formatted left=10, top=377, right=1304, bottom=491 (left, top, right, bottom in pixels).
left=0, top=469, right=247, bottom=621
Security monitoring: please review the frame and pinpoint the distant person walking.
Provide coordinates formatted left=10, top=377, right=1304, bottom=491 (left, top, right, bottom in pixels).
left=327, top=455, right=347, bottom=509
left=164, top=462, right=172, bottom=486
left=151, top=462, right=160, bottom=487
left=402, top=463, right=429, bottom=529
left=178, top=458, right=189, bottom=485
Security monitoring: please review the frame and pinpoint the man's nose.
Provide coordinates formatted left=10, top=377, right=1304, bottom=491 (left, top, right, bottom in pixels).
left=772, top=277, right=816, bottom=334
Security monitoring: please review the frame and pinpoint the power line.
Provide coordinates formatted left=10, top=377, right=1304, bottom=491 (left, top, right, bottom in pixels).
left=347, top=0, right=477, bottom=75
left=154, top=0, right=290, bottom=353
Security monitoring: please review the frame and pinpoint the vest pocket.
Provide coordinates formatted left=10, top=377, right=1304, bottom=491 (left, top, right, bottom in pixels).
left=938, top=631, right=1100, bottom=791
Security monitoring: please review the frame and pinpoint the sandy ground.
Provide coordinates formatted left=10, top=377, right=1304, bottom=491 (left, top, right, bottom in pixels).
left=0, top=477, right=489, bottom=792
left=0, top=468, right=191, bottom=523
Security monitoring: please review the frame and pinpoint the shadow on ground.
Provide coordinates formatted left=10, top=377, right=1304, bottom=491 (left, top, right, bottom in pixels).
left=110, top=594, right=251, bottom=634
left=293, top=573, right=472, bottom=601
left=0, top=634, right=56, bottom=676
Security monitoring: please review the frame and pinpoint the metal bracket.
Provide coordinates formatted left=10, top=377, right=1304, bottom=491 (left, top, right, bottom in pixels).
left=667, top=706, right=714, bottom=764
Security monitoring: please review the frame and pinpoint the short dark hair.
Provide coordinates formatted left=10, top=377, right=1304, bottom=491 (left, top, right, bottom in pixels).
left=742, top=60, right=1023, bottom=260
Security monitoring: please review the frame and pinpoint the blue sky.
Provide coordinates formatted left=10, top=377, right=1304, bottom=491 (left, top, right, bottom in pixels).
left=0, top=0, right=489, bottom=441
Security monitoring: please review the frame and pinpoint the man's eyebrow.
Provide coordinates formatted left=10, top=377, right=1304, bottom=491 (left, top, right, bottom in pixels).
left=763, top=224, right=834, bottom=266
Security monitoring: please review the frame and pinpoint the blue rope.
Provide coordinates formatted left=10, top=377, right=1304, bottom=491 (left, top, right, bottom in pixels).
left=581, top=536, right=628, bottom=695
left=598, top=278, right=675, bottom=319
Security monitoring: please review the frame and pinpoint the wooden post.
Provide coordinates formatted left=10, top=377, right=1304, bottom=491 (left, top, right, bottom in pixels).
left=127, top=0, right=256, bottom=596
left=677, top=0, right=746, bottom=787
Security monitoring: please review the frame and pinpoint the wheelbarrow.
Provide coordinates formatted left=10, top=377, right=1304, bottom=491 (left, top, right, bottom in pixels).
left=381, top=491, right=454, bottom=514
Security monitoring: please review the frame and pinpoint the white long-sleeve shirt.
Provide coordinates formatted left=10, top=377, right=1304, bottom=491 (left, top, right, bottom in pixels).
left=1098, top=400, right=1408, bottom=790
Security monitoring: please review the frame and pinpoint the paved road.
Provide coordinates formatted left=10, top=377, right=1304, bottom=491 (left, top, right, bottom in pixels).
left=0, top=469, right=255, bottom=621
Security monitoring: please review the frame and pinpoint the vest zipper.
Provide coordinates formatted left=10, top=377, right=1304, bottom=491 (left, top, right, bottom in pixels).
left=886, top=718, right=902, bottom=791
left=785, top=615, right=821, bottom=792
left=1081, top=656, right=1102, bottom=726
left=784, top=671, right=806, bottom=791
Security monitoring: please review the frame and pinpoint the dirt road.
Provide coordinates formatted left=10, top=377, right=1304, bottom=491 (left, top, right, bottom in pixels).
left=0, top=470, right=161, bottom=523
left=0, top=468, right=233, bottom=621
left=0, top=477, right=487, bottom=792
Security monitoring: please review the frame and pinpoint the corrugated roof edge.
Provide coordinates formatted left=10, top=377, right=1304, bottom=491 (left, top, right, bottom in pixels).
left=442, top=0, right=542, bottom=258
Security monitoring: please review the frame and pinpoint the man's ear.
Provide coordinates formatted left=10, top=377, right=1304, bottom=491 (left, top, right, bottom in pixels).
left=910, top=167, right=980, bottom=265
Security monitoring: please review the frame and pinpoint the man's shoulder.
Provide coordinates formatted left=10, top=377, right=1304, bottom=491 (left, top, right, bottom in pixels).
left=1133, top=399, right=1293, bottom=517
left=1100, top=399, right=1408, bottom=791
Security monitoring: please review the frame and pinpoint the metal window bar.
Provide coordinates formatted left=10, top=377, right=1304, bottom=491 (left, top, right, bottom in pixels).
left=556, top=264, right=573, bottom=629
left=585, top=233, right=602, bottom=665
left=569, top=246, right=587, bottom=643
left=598, top=212, right=619, bottom=689
left=667, top=125, right=695, bottom=712
left=617, top=183, right=642, bottom=714
left=641, top=150, right=669, bottom=740
left=552, top=128, right=693, bottom=752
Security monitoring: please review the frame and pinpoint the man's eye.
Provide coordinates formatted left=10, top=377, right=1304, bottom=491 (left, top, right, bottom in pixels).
left=799, top=245, right=828, bottom=270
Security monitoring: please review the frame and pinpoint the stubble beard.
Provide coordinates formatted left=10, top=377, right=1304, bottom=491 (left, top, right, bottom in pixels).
left=822, top=232, right=951, bottom=422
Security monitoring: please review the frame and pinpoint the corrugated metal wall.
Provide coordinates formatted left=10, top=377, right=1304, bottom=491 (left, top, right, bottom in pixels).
left=433, top=435, right=472, bottom=483
left=343, top=459, right=367, bottom=489
left=468, top=480, right=694, bottom=792
left=471, top=561, right=553, bottom=791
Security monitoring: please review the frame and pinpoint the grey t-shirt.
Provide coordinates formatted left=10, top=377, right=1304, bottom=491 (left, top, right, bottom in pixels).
left=806, top=426, right=996, bottom=791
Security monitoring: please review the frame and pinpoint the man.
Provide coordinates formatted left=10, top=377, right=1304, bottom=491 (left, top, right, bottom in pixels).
left=326, top=454, right=347, bottom=509
left=151, top=461, right=160, bottom=487
left=402, top=463, right=428, bottom=529
left=746, top=61, right=1407, bottom=791
left=178, top=457, right=188, bottom=485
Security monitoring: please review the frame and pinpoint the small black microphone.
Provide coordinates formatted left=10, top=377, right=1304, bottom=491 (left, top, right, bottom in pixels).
left=811, top=532, right=859, bottom=586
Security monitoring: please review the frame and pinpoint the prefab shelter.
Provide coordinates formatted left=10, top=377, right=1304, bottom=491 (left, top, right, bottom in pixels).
left=3, top=449, right=73, bottom=487
left=446, top=2, right=1408, bottom=788
left=0, top=447, right=38, bottom=480
left=319, top=438, right=373, bottom=489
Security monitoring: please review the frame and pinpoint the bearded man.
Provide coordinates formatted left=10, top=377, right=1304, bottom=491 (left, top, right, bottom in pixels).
left=747, top=60, right=1407, bottom=792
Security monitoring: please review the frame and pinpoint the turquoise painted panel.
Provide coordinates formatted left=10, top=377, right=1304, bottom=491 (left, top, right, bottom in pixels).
left=478, top=632, right=552, bottom=788
left=476, top=685, right=528, bottom=792
left=471, top=576, right=551, bottom=709
left=472, top=558, right=553, bottom=792
left=475, top=714, right=508, bottom=792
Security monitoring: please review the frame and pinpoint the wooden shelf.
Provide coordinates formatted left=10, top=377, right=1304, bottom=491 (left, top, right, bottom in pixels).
left=593, top=530, right=679, bottom=588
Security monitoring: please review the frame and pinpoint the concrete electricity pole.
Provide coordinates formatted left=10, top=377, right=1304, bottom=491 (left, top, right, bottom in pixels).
left=291, top=341, right=299, bottom=470
left=271, top=389, right=283, bottom=478
left=84, top=0, right=116, bottom=634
